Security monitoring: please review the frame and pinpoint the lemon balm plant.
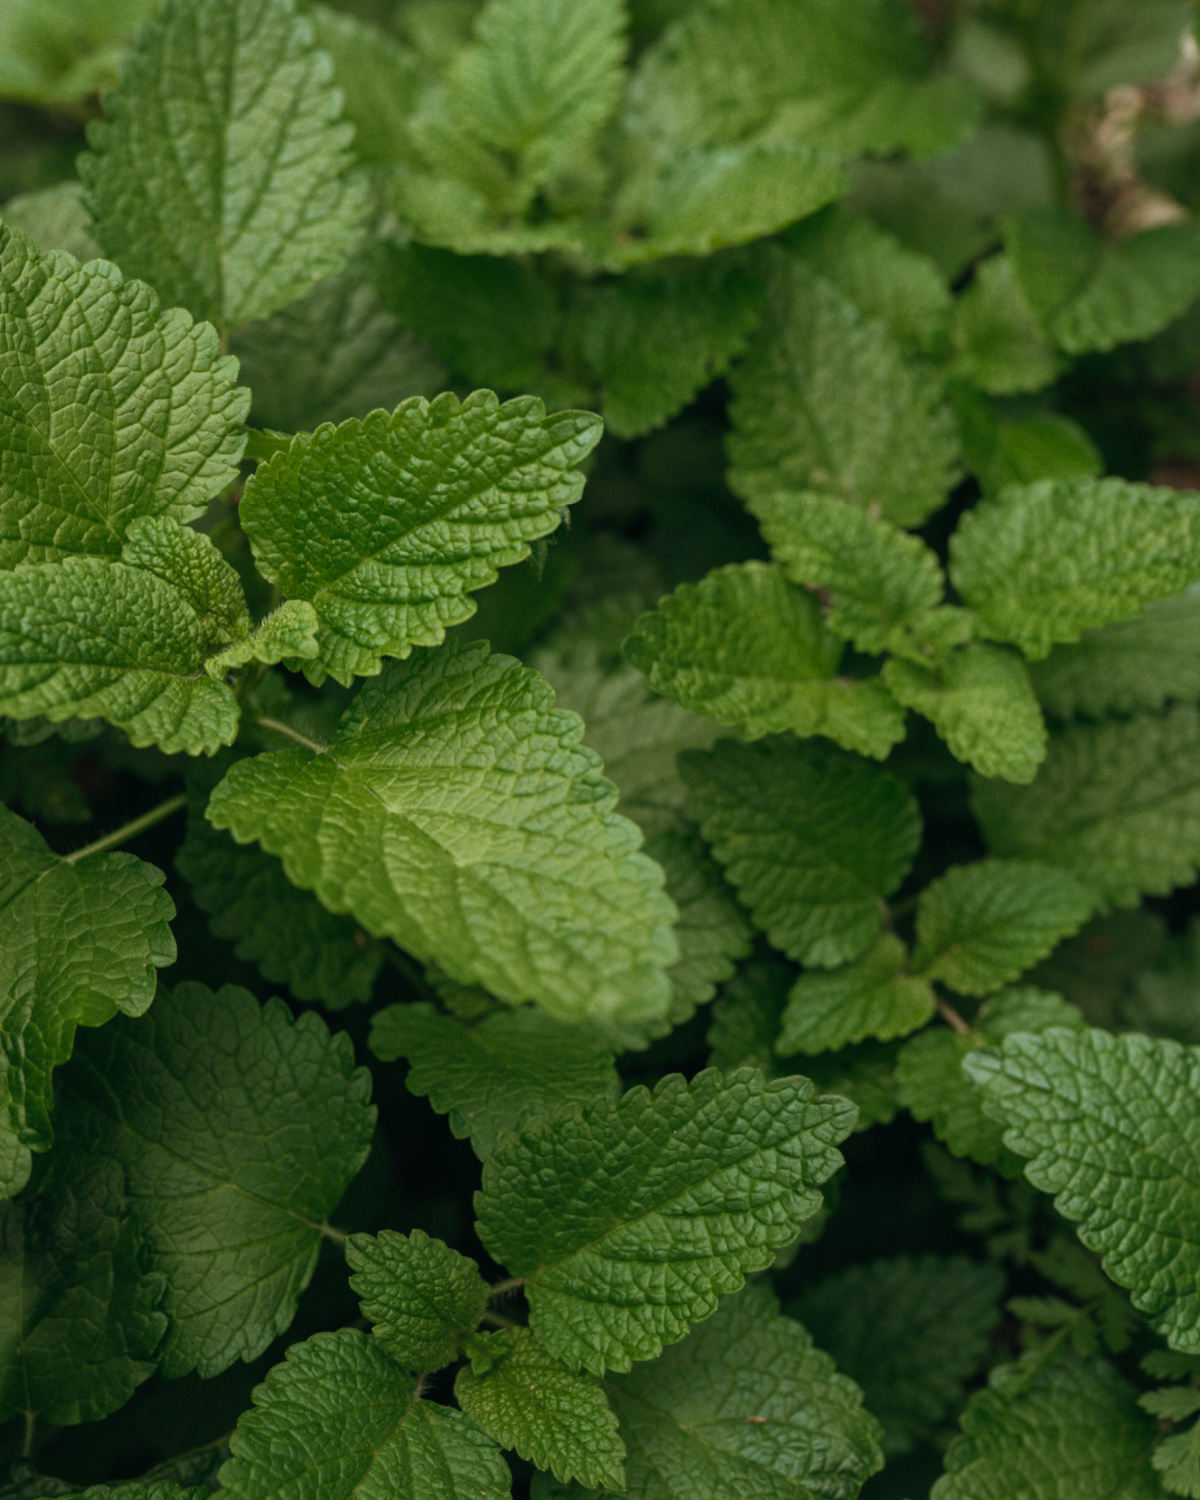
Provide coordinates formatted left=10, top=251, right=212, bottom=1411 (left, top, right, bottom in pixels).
left=6, top=0, right=1200, bottom=1495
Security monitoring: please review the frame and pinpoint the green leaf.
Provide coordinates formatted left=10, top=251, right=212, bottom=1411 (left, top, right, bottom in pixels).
left=0, top=228, right=248, bottom=568
left=1029, top=0, right=1191, bottom=97
left=793, top=1255, right=1003, bottom=1455
left=457, top=1328, right=625, bottom=1489
left=727, top=257, right=960, bottom=528
left=174, top=812, right=383, bottom=1009
left=625, top=562, right=904, bottom=758
left=950, top=477, right=1200, bottom=661
left=1007, top=209, right=1200, bottom=356
left=931, top=1354, right=1163, bottom=1500
left=913, top=859, right=1096, bottom=996
left=345, top=1229, right=489, bottom=1371
left=801, top=1040, right=902, bottom=1132
left=0, top=182, right=100, bottom=261
left=956, top=394, right=1103, bottom=499
left=575, top=255, right=763, bottom=439
left=79, top=1488, right=208, bottom=1500
left=883, top=644, right=1047, bottom=784
left=219, top=1328, right=511, bottom=1500
left=0, top=1153, right=165, bottom=1426
left=0, top=806, right=175, bottom=1196
left=950, top=253, right=1062, bottom=395
left=239, top=392, right=601, bottom=685
left=645, top=828, right=754, bottom=1025
left=308, top=6, right=422, bottom=167
left=747, top=489, right=946, bottom=656
left=1029, top=589, right=1200, bottom=720
left=777, top=933, right=935, bottom=1055
left=966, top=1026, right=1200, bottom=1353
left=706, top=958, right=794, bottom=1077
left=367, top=1003, right=618, bottom=1160
left=897, top=986, right=1084, bottom=1173
left=80, top=0, right=368, bottom=330
left=477, top=1068, right=855, bottom=1373
left=207, top=640, right=679, bottom=1039
left=232, top=250, right=447, bottom=436
left=625, top=0, right=979, bottom=161
left=0, top=0, right=156, bottom=105
left=681, top=737, right=922, bottom=968
left=204, top=602, right=319, bottom=676
left=972, top=707, right=1200, bottom=906
left=602, top=1285, right=883, bottom=1499
left=59, top=982, right=375, bottom=1376
left=785, top=205, right=952, bottom=357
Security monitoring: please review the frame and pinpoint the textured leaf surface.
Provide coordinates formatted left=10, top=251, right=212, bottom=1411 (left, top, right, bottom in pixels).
left=477, top=1068, right=855, bottom=1374
left=457, top=1328, right=625, bottom=1488
left=932, top=1355, right=1163, bottom=1500
left=681, top=737, right=921, bottom=967
left=601, top=1286, right=883, bottom=1500
left=207, top=641, right=678, bottom=1037
left=0, top=181, right=99, bottom=261
left=220, top=1328, right=511, bottom=1500
left=368, top=1002, right=618, bottom=1160
left=625, top=562, right=904, bottom=758
left=883, top=645, right=1046, bottom=784
left=777, top=934, right=934, bottom=1056
left=727, top=255, right=959, bottom=529
left=897, top=987, right=1085, bottom=1173
left=81, top=0, right=367, bottom=330
left=1029, top=589, right=1200, bottom=720
left=950, top=253, right=1061, bottom=395
left=0, top=806, right=174, bottom=1195
left=240, top=393, right=601, bottom=684
left=913, top=860, right=1095, bottom=996
left=950, top=477, right=1200, bottom=660
left=749, top=489, right=945, bottom=655
left=793, top=1255, right=1003, bottom=1454
left=973, top=708, right=1200, bottom=905
left=0, top=1154, right=165, bottom=1426
left=346, top=1229, right=489, bottom=1372
left=60, top=982, right=375, bottom=1377
left=966, top=1026, right=1200, bottom=1352
left=0, top=229, right=247, bottom=569
left=175, top=812, right=382, bottom=1009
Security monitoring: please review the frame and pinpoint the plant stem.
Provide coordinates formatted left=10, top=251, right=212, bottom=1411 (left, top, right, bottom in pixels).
left=480, top=1309, right=518, bottom=1330
left=488, top=1277, right=526, bottom=1299
left=936, top=997, right=972, bottom=1037
left=63, top=792, right=187, bottom=865
left=22, top=1409, right=34, bottom=1459
left=255, top=715, right=327, bottom=755
left=319, top=1222, right=347, bottom=1245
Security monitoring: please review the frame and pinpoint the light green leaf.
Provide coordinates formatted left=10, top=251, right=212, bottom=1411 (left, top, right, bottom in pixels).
left=0, top=1153, right=165, bottom=1426
left=207, top=640, right=679, bottom=1039
left=913, top=859, right=1095, bottom=996
left=601, top=1285, right=883, bottom=1500
left=966, top=1026, right=1200, bottom=1353
left=174, top=812, right=383, bottom=1009
left=777, top=933, right=934, bottom=1056
left=747, top=489, right=946, bottom=656
left=793, top=1255, right=1003, bottom=1455
left=625, top=0, right=979, bottom=161
left=368, top=1002, right=618, bottom=1159
left=646, top=828, right=754, bottom=1025
left=239, top=392, right=601, bottom=685
left=1029, top=589, right=1200, bottom=720
left=308, top=6, right=422, bottom=166
left=897, top=986, right=1085, bottom=1173
left=728, top=256, right=960, bottom=528
left=0, top=806, right=175, bottom=1196
left=457, top=1328, right=625, bottom=1489
left=0, top=0, right=155, bottom=105
left=232, top=251, right=447, bottom=435
left=204, top=602, right=319, bottom=676
left=1007, top=209, right=1200, bottom=356
left=681, top=737, right=922, bottom=968
left=956, top=396, right=1103, bottom=498
left=972, top=707, right=1200, bottom=906
left=345, top=1229, right=489, bottom=1372
left=932, top=1354, right=1163, bottom=1500
left=625, top=561, right=904, bottom=757
left=950, top=477, right=1200, bottom=661
left=477, top=1068, right=855, bottom=1374
left=81, top=0, right=368, bottom=330
left=0, top=228, right=248, bottom=569
left=120, top=516, right=251, bottom=653
left=219, top=1328, right=511, bottom=1500
left=883, top=644, right=1047, bottom=783
left=0, top=181, right=100, bottom=261
left=59, top=982, right=375, bottom=1377
left=576, top=255, right=763, bottom=439
left=950, top=252, right=1062, bottom=394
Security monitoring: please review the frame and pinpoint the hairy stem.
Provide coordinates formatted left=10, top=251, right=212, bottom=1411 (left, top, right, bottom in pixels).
left=488, top=1277, right=526, bottom=1299
left=319, top=1222, right=347, bottom=1245
left=480, top=1309, right=518, bottom=1330
left=936, top=996, right=972, bottom=1037
left=255, top=715, right=327, bottom=755
left=63, top=792, right=187, bottom=865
